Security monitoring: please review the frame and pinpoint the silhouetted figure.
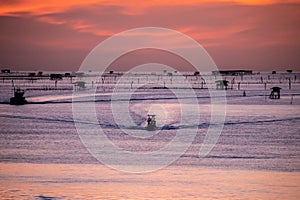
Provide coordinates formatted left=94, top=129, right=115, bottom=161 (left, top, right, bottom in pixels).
left=264, top=82, right=267, bottom=90
left=291, top=94, right=294, bottom=104
left=147, top=116, right=151, bottom=125
left=269, top=87, right=281, bottom=99
left=243, top=90, right=246, bottom=97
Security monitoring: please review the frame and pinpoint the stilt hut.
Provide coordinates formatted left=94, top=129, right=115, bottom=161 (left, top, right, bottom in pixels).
left=269, top=87, right=281, bottom=99
left=74, top=81, right=86, bottom=90
left=215, top=80, right=229, bottom=90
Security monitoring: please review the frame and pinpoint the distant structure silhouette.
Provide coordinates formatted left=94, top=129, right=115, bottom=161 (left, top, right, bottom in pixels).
left=269, top=87, right=281, bottom=99
left=74, top=81, right=86, bottom=90
left=50, top=74, right=63, bottom=80
left=212, top=70, right=252, bottom=76
left=1, top=69, right=10, bottom=73
left=10, top=88, right=27, bottom=105
left=215, top=80, right=229, bottom=90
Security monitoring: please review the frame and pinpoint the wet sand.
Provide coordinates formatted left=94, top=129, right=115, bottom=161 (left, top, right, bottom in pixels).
left=1, top=163, right=299, bottom=199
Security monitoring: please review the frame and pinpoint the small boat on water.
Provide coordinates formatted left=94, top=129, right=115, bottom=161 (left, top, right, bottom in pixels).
left=10, top=88, right=27, bottom=105
left=146, top=114, right=157, bottom=131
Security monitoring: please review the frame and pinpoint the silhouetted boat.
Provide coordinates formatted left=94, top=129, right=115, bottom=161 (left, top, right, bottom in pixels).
left=146, top=115, right=157, bottom=131
left=10, top=88, right=27, bottom=105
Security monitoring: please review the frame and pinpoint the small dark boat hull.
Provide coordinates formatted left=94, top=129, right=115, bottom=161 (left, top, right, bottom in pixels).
left=10, top=97, right=27, bottom=105
left=146, top=125, right=156, bottom=131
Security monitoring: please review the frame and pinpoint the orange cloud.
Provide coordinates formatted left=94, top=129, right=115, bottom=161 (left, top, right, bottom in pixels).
left=1, top=0, right=300, bottom=16
left=1, top=0, right=299, bottom=71
left=0, top=0, right=107, bottom=16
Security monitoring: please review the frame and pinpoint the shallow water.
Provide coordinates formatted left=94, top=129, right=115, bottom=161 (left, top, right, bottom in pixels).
left=1, top=163, right=299, bottom=200
left=0, top=72, right=300, bottom=199
left=1, top=101, right=299, bottom=171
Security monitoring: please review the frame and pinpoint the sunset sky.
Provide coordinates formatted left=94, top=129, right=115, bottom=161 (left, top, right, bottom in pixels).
left=0, top=0, right=299, bottom=71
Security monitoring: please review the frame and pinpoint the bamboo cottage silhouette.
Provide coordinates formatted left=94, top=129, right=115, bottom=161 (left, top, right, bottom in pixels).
left=73, top=81, right=86, bottom=90
left=269, top=87, right=281, bottom=99
left=215, top=80, right=229, bottom=90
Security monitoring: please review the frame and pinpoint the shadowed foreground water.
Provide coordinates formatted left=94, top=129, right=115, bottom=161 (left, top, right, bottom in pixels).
left=1, top=163, right=299, bottom=199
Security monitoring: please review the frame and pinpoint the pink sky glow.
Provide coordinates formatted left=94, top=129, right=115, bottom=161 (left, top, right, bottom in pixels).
left=0, top=0, right=299, bottom=72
